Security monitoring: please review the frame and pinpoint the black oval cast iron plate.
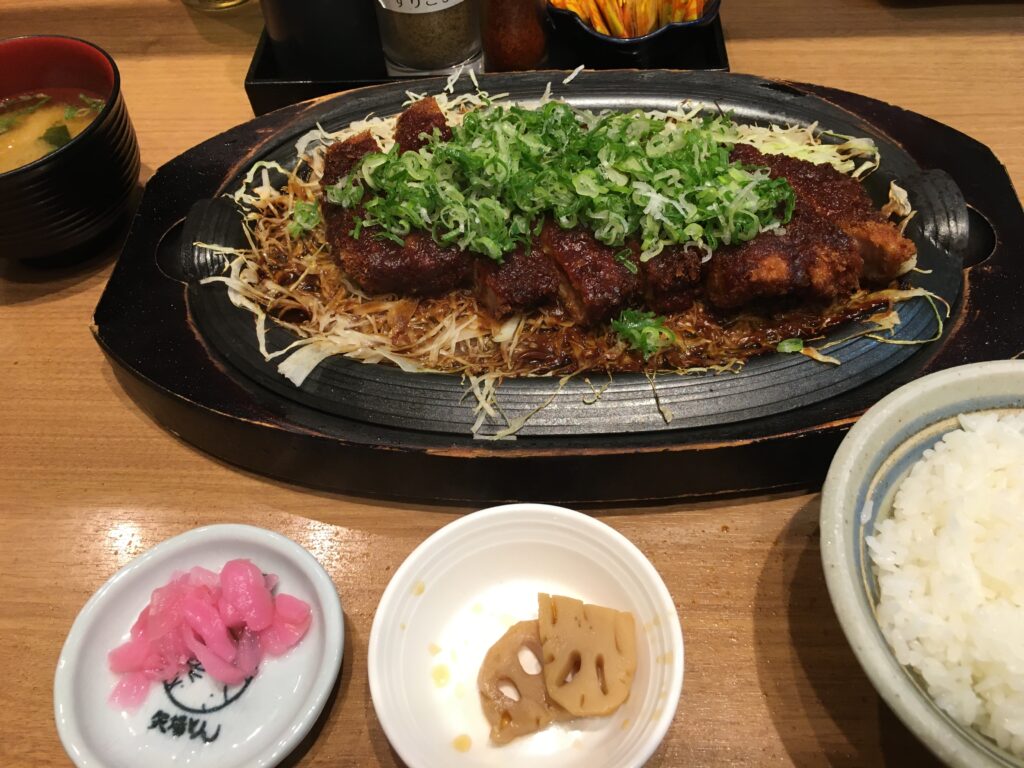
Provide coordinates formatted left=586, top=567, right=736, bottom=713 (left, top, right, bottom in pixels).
left=94, top=70, right=1024, bottom=503
left=184, top=72, right=963, bottom=438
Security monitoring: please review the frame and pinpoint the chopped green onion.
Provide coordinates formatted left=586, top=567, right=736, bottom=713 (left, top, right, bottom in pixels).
left=0, top=94, right=51, bottom=134
left=328, top=102, right=795, bottom=262
left=287, top=200, right=321, bottom=238
left=777, top=338, right=804, bottom=353
left=63, top=105, right=79, bottom=120
left=326, top=178, right=364, bottom=207
left=79, top=93, right=106, bottom=111
left=41, top=124, right=72, bottom=148
left=614, top=248, right=638, bottom=274
left=611, top=309, right=676, bottom=360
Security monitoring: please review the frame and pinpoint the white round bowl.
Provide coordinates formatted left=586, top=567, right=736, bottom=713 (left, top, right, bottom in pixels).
left=821, top=360, right=1024, bottom=768
left=54, top=524, right=344, bottom=768
left=368, top=503, right=684, bottom=768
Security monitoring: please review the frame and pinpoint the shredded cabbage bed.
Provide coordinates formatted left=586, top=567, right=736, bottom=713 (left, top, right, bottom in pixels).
left=326, top=101, right=800, bottom=262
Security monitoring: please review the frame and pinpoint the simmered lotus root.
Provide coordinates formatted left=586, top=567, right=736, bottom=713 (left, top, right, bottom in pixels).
left=477, top=620, right=571, bottom=744
left=537, top=593, right=637, bottom=717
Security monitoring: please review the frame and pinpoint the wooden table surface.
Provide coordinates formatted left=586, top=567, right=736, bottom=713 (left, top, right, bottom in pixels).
left=1, top=1, right=1021, bottom=765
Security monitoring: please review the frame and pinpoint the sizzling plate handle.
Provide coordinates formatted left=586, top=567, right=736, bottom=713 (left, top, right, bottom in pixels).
left=168, top=198, right=248, bottom=283
left=899, top=168, right=969, bottom=266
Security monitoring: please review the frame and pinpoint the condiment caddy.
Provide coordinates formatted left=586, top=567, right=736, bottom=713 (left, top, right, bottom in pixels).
left=244, top=8, right=728, bottom=116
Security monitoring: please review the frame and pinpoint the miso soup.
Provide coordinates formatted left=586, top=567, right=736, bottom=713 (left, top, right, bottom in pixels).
left=0, top=88, right=106, bottom=174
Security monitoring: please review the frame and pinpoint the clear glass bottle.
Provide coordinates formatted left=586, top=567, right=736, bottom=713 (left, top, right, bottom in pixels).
left=374, top=0, right=482, bottom=76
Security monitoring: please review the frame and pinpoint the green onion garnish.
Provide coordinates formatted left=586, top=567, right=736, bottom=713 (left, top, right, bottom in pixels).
left=79, top=93, right=106, bottom=111
left=287, top=200, right=321, bottom=238
left=0, top=94, right=51, bottom=134
left=611, top=309, right=676, bottom=359
left=326, top=101, right=795, bottom=262
left=614, top=248, right=638, bottom=274
left=777, top=338, right=804, bottom=353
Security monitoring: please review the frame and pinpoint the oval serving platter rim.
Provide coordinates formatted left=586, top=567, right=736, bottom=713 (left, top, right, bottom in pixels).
left=184, top=70, right=962, bottom=439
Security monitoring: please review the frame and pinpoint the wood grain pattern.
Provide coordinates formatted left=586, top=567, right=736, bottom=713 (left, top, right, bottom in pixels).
left=1, top=0, right=1021, bottom=765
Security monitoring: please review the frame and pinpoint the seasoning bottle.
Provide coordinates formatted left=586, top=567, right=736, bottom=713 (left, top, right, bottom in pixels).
left=374, top=0, right=483, bottom=76
left=482, top=0, right=548, bottom=72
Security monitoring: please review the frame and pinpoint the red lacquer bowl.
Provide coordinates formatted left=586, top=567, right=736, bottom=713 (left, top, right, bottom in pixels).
left=0, top=35, right=140, bottom=260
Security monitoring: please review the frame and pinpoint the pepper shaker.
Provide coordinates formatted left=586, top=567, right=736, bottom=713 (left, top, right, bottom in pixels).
left=374, top=0, right=483, bottom=76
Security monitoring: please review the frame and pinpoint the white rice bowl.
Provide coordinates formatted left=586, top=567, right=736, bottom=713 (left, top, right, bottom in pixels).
left=867, top=410, right=1024, bottom=756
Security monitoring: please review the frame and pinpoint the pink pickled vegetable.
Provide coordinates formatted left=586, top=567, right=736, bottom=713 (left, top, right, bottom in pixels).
left=182, top=593, right=236, bottom=663
left=110, top=671, right=153, bottom=711
left=234, top=628, right=263, bottom=679
left=187, top=566, right=220, bottom=589
left=220, top=559, right=276, bottom=632
left=107, top=634, right=158, bottom=674
left=183, top=627, right=247, bottom=686
left=218, top=594, right=246, bottom=629
left=261, top=594, right=313, bottom=656
left=107, top=559, right=312, bottom=711
left=274, top=593, right=311, bottom=625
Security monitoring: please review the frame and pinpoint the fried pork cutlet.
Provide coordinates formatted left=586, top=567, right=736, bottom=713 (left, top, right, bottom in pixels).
left=320, top=113, right=908, bottom=318
left=333, top=210, right=473, bottom=296
left=321, top=132, right=472, bottom=296
left=321, top=131, right=380, bottom=250
left=474, top=245, right=562, bottom=319
left=705, top=208, right=862, bottom=310
left=539, top=222, right=642, bottom=325
left=730, top=144, right=916, bottom=282
left=394, top=96, right=452, bottom=154
left=641, top=244, right=703, bottom=314
left=321, top=130, right=380, bottom=187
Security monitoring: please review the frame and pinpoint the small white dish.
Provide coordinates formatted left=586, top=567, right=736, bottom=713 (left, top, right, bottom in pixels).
left=368, top=503, right=684, bottom=768
left=54, top=524, right=344, bottom=768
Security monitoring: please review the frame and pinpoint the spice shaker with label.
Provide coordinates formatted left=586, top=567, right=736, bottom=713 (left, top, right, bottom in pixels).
left=374, top=0, right=483, bottom=76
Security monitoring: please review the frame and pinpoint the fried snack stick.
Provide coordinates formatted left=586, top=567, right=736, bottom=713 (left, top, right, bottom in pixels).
left=660, top=0, right=704, bottom=23
left=552, top=1, right=707, bottom=37
left=550, top=0, right=618, bottom=37
left=594, top=0, right=629, bottom=36
left=633, top=0, right=660, bottom=36
left=553, top=1, right=707, bottom=38
left=565, top=0, right=612, bottom=36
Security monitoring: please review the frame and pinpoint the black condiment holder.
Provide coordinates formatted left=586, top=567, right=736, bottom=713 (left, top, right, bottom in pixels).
left=244, top=13, right=729, bottom=116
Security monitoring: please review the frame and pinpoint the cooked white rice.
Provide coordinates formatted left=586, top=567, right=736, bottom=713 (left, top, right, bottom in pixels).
left=867, top=410, right=1024, bottom=756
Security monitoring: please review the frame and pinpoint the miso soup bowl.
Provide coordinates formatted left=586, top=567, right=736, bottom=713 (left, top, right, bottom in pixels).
left=0, top=35, right=140, bottom=260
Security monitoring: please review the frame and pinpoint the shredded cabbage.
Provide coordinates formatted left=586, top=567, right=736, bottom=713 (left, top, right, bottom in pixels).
left=727, top=121, right=880, bottom=177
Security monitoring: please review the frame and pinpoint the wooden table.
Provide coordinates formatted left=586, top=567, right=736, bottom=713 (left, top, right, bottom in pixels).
left=1, top=1, right=1021, bottom=765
